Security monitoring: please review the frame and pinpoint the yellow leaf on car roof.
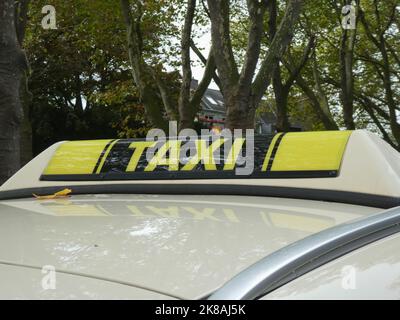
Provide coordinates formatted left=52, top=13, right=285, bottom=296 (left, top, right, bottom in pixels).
left=33, top=188, right=72, bottom=200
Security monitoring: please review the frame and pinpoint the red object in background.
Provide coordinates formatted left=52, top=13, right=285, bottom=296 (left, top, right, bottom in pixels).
left=198, top=117, right=225, bottom=124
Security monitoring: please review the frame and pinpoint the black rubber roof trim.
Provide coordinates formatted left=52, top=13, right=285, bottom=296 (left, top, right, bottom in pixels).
left=0, top=184, right=399, bottom=209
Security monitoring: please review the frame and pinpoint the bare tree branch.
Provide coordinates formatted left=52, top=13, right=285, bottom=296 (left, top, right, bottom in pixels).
left=190, top=39, right=222, bottom=91
left=200, top=0, right=211, bottom=19
left=190, top=47, right=217, bottom=108
left=359, top=7, right=400, bottom=144
left=283, top=35, right=315, bottom=91
left=152, top=71, right=179, bottom=121
left=282, top=55, right=338, bottom=130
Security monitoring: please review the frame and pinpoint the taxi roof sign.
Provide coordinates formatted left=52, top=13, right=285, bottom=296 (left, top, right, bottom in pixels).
left=40, top=131, right=352, bottom=181
left=1, top=130, right=400, bottom=208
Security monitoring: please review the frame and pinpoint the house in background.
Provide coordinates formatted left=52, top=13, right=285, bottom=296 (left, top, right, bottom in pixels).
left=192, top=79, right=304, bottom=134
left=194, top=85, right=226, bottom=132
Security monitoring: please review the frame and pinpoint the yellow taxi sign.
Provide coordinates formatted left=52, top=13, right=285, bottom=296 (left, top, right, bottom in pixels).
left=41, top=131, right=352, bottom=181
left=263, top=131, right=351, bottom=172
left=43, top=140, right=115, bottom=175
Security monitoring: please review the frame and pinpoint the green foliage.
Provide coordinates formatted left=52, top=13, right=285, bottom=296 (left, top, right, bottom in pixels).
left=25, top=0, right=183, bottom=154
left=23, top=0, right=400, bottom=150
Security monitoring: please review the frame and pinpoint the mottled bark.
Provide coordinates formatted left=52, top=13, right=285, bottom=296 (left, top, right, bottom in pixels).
left=207, top=0, right=303, bottom=130
left=121, top=0, right=216, bottom=130
left=251, top=0, right=303, bottom=107
left=15, top=0, right=32, bottom=166
left=178, top=0, right=197, bottom=129
left=273, top=71, right=290, bottom=132
left=15, top=0, right=29, bottom=45
left=269, top=0, right=288, bottom=132
left=178, top=0, right=219, bottom=129
left=207, top=0, right=239, bottom=95
left=339, top=0, right=358, bottom=130
left=120, top=0, right=168, bottom=131
left=19, top=71, right=32, bottom=166
left=238, top=0, right=266, bottom=94
left=269, top=0, right=315, bottom=132
left=0, top=0, right=27, bottom=184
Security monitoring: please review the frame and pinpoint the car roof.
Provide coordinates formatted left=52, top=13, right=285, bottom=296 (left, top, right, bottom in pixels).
left=0, top=194, right=382, bottom=299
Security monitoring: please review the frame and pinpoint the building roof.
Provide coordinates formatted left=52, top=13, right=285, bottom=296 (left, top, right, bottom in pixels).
left=200, top=88, right=226, bottom=114
left=191, top=79, right=225, bottom=115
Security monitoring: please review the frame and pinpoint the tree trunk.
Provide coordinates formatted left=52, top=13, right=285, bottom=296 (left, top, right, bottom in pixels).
left=207, top=0, right=303, bottom=131
left=19, top=71, right=33, bottom=166
left=178, top=0, right=196, bottom=130
left=120, top=0, right=168, bottom=131
left=269, top=0, right=290, bottom=132
left=0, top=0, right=27, bottom=184
left=272, top=63, right=290, bottom=132
left=339, top=27, right=356, bottom=130
left=275, top=92, right=290, bottom=132
left=224, top=92, right=255, bottom=130
left=15, top=0, right=32, bottom=165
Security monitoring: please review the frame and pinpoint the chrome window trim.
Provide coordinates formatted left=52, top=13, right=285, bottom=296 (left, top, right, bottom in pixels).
left=208, top=206, right=400, bottom=300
